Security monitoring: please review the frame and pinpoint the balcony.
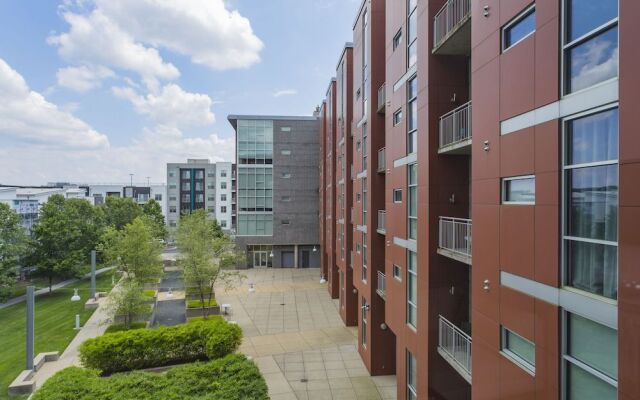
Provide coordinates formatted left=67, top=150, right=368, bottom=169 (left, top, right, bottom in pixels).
left=376, top=271, right=386, bottom=299
left=438, top=217, right=472, bottom=265
left=438, top=101, right=471, bottom=154
left=432, top=0, right=471, bottom=55
left=377, top=210, right=386, bottom=235
left=438, top=315, right=472, bottom=383
left=377, top=148, right=386, bottom=173
left=377, top=84, right=386, bottom=114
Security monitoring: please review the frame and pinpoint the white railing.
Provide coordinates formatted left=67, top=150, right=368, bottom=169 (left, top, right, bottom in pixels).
left=377, top=271, right=386, bottom=299
left=377, top=210, right=386, bottom=233
left=433, top=0, right=471, bottom=50
left=378, top=147, right=386, bottom=173
left=439, top=101, right=472, bottom=149
left=377, top=84, right=386, bottom=113
left=438, top=216, right=472, bottom=258
left=439, top=315, right=472, bottom=375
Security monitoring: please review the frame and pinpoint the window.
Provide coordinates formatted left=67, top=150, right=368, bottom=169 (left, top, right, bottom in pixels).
left=393, top=29, right=402, bottom=51
left=502, top=176, right=536, bottom=204
left=362, top=8, right=369, bottom=115
left=221, top=206, right=227, bottom=213
left=281, top=126, right=291, bottom=132
left=407, top=250, right=417, bottom=328
left=407, top=0, right=417, bottom=68
left=221, top=170, right=227, bottom=177
left=407, top=76, right=417, bottom=154
left=169, top=222, right=176, bottom=227
left=281, top=219, right=290, bottom=225
left=362, top=233, right=367, bottom=282
left=407, top=350, right=417, bottom=400
left=169, top=184, right=176, bottom=189
left=181, top=194, right=190, bottom=203
left=169, top=172, right=175, bottom=177
left=357, top=192, right=361, bottom=202
left=207, top=172, right=215, bottom=177
left=237, top=214, right=273, bottom=236
left=408, top=164, right=417, bottom=240
left=207, top=184, right=215, bottom=189
left=502, top=6, right=536, bottom=51
left=393, top=109, right=403, bottom=126
left=221, top=182, right=227, bottom=189
left=563, top=107, right=618, bottom=299
left=207, top=196, right=215, bottom=201
left=362, top=124, right=368, bottom=171
left=169, top=206, right=176, bottom=213
left=361, top=298, right=368, bottom=347
left=196, top=194, right=204, bottom=203
left=563, top=313, right=617, bottom=399
left=154, top=194, right=162, bottom=201
left=181, top=170, right=190, bottom=179
left=356, top=243, right=361, bottom=254
left=394, top=189, right=402, bottom=203
left=281, top=172, right=292, bottom=179
left=282, top=196, right=291, bottom=202
left=501, top=327, right=536, bottom=374
left=563, top=0, right=618, bottom=94
left=393, top=264, right=402, bottom=281
left=237, top=119, right=274, bottom=164
left=169, top=196, right=176, bottom=201
left=362, top=178, right=367, bottom=226
left=220, top=220, right=227, bottom=228
left=208, top=206, right=215, bottom=212
left=221, top=194, right=227, bottom=202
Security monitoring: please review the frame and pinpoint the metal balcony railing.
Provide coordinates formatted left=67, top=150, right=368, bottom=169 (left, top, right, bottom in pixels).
left=438, top=217, right=472, bottom=259
left=376, top=271, right=386, bottom=299
left=438, top=315, right=472, bottom=377
left=377, top=148, right=386, bottom=173
left=377, top=84, right=386, bottom=114
left=377, top=210, right=386, bottom=234
left=433, top=0, right=471, bottom=50
left=439, top=101, right=472, bottom=150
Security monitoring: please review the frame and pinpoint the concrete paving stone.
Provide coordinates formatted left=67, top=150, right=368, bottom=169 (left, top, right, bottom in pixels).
left=304, top=361, right=325, bottom=371
left=285, top=370, right=306, bottom=381
left=328, top=377, right=353, bottom=390
left=332, top=388, right=359, bottom=400
left=371, top=375, right=398, bottom=387
left=255, top=356, right=281, bottom=373
left=305, top=379, right=330, bottom=391
left=324, top=360, right=345, bottom=370
left=344, top=359, right=366, bottom=369
left=325, top=368, right=349, bottom=379
left=294, top=391, right=309, bottom=400
left=284, top=362, right=305, bottom=372
left=347, top=368, right=371, bottom=378
left=305, top=369, right=328, bottom=380
left=379, top=386, right=397, bottom=399
left=306, top=389, right=333, bottom=400
left=270, top=393, right=298, bottom=400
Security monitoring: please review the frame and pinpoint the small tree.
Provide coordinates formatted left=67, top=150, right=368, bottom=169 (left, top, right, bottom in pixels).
left=0, top=203, right=29, bottom=300
left=141, top=199, right=167, bottom=240
left=100, top=217, right=162, bottom=282
left=101, top=196, right=141, bottom=230
left=107, top=280, right=148, bottom=329
left=177, top=210, right=243, bottom=319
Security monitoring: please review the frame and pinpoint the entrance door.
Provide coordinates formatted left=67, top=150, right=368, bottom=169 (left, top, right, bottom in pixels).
left=281, top=251, right=295, bottom=268
left=253, top=251, right=268, bottom=268
left=300, top=251, right=310, bottom=268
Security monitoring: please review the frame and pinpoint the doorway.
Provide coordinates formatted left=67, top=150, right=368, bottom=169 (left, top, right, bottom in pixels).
left=253, top=251, right=269, bottom=268
left=300, top=250, right=310, bottom=268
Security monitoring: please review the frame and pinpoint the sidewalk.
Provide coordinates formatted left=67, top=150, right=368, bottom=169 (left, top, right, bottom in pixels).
left=0, top=267, right=115, bottom=310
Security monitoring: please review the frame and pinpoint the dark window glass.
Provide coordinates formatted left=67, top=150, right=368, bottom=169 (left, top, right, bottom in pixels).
left=567, top=0, right=618, bottom=42
left=566, top=240, right=617, bottom=299
left=566, top=26, right=618, bottom=93
left=504, top=9, right=536, bottom=49
left=567, top=363, right=617, bottom=400
left=567, top=313, right=618, bottom=379
left=567, top=109, right=618, bottom=165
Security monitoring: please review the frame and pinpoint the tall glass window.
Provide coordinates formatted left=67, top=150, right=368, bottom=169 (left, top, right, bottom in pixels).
left=362, top=233, right=368, bottom=282
left=237, top=119, right=274, bottom=164
left=361, top=297, right=368, bottom=347
left=407, top=77, right=418, bottom=154
left=238, top=167, right=273, bottom=212
left=237, top=214, right=273, bottom=236
left=362, top=177, right=367, bottom=226
left=408, top=164, right=417, bottom=240
left=563, top=313, right=617, bottom=399
left=362, top=123, right=368, bottom=171
left=407, top=250, right=417, bottom=328
left=407, top=0, right=417, bottom=68
left=407, top=350, right=417, bottom=400
left=362, top=9, right=369, bottom=115
left=563, top=0, right=618, bottom=94
left=563, top=107, right=618, bottom=299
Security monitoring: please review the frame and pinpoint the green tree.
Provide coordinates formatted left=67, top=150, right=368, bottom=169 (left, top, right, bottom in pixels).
left=101, top=196, right=141, bottom=230
left=32, top=195, right=105, bottom=292
left=0, top=203, right=29, bottom=300
left=100, top=217, right=162, bottom=283
left=106, top=280, right=149, bottom=329
left=177, top=210, right=243, bottom=319
left=141, top=199, right=167, bottom=240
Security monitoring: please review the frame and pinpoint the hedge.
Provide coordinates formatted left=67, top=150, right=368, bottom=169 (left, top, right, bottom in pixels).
left=104, top=322, right=146, bottom=334
left=186, top=298, right=218, bottom=308
left=79, top=318, right=241, bottom=374
left=32, top=354, right=269, bottom=400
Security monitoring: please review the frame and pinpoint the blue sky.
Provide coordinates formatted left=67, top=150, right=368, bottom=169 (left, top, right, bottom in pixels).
left=0, top=0, right=359, bottom=185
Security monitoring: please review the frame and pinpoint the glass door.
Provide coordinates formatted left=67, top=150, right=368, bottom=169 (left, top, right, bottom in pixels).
left=253, top=251, right=268, bottom=268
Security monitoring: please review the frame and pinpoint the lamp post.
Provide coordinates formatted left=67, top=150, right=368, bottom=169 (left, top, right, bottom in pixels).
left=26, top=286, right=34, bottom=370
left=90, top=250, right=97, bottom=300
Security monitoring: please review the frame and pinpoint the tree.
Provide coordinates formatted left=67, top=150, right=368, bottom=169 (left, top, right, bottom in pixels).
left=100, top=217, right=162, bottom=283
left=31, top=195, right=105, bottom=292
left=141, top=199, right=167, bottom=240
left=101, top=196, right=141, bottom=230
left=106, top=280, right=149, bottom=329
left=177, top=210, right=243, bottom=319
left=0, top=203, right=28, bottom=300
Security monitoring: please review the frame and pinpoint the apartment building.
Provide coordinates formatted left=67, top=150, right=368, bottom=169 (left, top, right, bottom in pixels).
left=166, top=159, right=233, bottom=230
left=228, top=115, right=320, bottom=269
left=319, top=0, right=636, bottom=399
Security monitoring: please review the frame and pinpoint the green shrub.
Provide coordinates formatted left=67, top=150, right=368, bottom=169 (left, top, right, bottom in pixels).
left=142, top=290, right=156, bottom=298
left=32, top=354, right=268, bottom=400
left=104, top=322, right=146, bottom=334
left=79, top=318, right=241, bottom=374
left=186, top=298, right=218, bottom=309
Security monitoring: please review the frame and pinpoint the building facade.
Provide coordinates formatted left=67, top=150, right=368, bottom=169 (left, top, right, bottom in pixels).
left=228, top=115, right=320, bottom=269
left=166, top=159, right=233, bottom=230
left=319, top=0, right=636, bottom=399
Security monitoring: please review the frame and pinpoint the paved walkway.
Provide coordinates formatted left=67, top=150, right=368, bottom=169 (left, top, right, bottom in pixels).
left=0, top=267, right=115, bottom=310
left=216, top=268, right=397, bottom=400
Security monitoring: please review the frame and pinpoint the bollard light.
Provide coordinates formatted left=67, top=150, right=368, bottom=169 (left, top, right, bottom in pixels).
left=70, top=288, right=81, bottom=302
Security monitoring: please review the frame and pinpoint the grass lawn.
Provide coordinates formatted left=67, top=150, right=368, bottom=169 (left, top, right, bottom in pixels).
left=0, top=272, right=115, bottom=400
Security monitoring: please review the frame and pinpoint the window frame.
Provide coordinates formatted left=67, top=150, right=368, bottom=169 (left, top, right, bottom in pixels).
left=393, top=108, right=403, bottom=126
left=501, top=327, right=536, bottom=375
left=406, top=250, right=417, bottom=329
left=406, top=350, right=417, bottom=400
left=393, top=264, right=402, bottom=281
left=501, top=4, right=536, bottom=52
left=501, top=175, right=536, bottom=205
left=393, top=189, right=402, bottom=203
left=393, top=28, right=403, bottom=51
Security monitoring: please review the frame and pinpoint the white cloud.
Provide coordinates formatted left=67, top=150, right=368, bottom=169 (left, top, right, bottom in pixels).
left=56, top=64, right=114, bottom=92
left=273, top=89, right=297, bottom=98
left=0, top=58, right=108, bottom=149
left=95, top=0, right=263, bottom=70
left=112, top=84, right=215, bottom=127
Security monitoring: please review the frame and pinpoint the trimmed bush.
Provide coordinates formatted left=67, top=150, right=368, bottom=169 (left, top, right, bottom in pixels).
left=104, top=322, right=146, bottom=334
left=142, top=290, right=156, bottom=298
left=79, top=318, right=241, bottom=374
left=186, top=298, right=218, bottom=308
left=32, top=354, right=269, bottom=400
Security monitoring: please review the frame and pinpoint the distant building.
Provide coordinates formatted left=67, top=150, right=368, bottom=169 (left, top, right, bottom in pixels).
left=165, top=159, right=234, bottom=230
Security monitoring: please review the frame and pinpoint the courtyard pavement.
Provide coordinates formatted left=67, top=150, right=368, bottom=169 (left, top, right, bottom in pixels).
left=216, top=268, right=397, bottom=400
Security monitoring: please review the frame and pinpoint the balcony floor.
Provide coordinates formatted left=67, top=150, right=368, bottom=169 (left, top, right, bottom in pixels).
left=438, top=138, right=472, bottom=155
left=432, top=17, right=471, bottom=56
left=437, top=248, right=471, bottom=265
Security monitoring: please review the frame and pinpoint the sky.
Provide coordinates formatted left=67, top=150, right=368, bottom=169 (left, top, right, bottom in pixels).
left=0, top=0, right=360, bottom=185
